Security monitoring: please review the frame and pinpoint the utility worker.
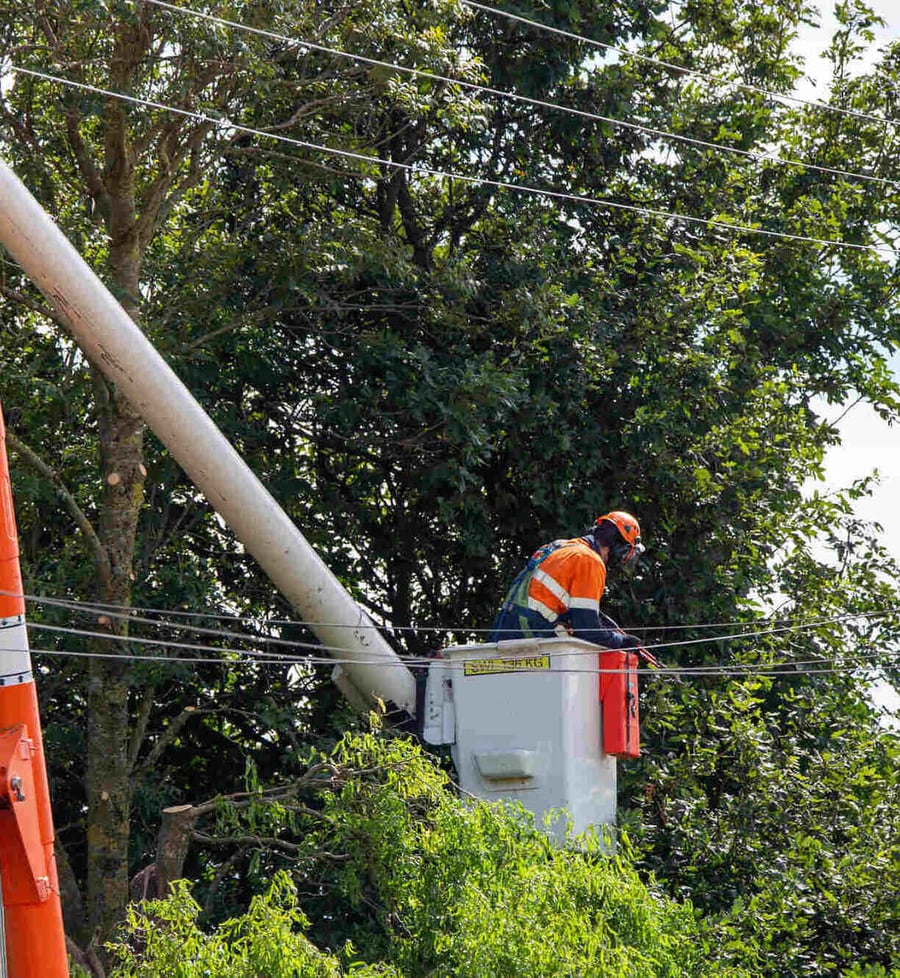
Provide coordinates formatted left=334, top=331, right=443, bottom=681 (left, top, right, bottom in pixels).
left=491, top=511, right=645, bottom=648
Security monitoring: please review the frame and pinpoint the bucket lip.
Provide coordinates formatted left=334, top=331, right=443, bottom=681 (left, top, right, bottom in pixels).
left=440, top=636, right=602, bottom=659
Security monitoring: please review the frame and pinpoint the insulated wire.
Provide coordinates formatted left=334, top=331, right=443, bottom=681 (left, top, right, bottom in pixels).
left=140, top=0, right=898, bottom=191
left=2, top=591, right=860, bottom=676
left=28, top=620, right=343, bottom=660
left=21, top=613, right=900, bottom=665
left=460, top=0, right=900, bottom=129
left=8, top=589, right=897, bottom=679
left=8, top=609, right=800, bottom=662
left=15, top=643, right=900, bottom=682
left=3, top=63, right=893, bottom=257
left=59, top=607, right=892, bottom=655
left=11, top=600, right=900, bottom=678
left=29, top=592, right=420, bottom=638
left=16, top=591, right=900, bottom=642
left=36, top=596, right=346, bottom=651
left=18, top=591, right=307, bottom=627
left=0, top=639, right=836, bottom=673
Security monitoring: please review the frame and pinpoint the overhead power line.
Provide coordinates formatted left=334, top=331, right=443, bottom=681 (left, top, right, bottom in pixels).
left=27, top=620, right=328, bottom=659
left=4, top=63, right=893, bottom=257
left=141, top=0, right=896, bottom=192
left=22, top=605, right=900, bottom=665
left=11, top=593, right=899, bottom=681
left=460, top=0, right=899, bottom=130
left=16, top=591, right=900, bottom=644
left=18, top=640, right=900, bottom=683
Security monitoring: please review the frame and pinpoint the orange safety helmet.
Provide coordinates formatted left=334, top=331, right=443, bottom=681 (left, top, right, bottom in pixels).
left=595, top=511, right=644, bottom=566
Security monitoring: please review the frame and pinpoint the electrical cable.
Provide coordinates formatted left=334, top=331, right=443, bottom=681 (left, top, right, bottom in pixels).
left=38, top=598, right=343, bottom=652
left=460, top=0, right=900, bottom=130
left=22, top=592, right=311, bottom=626
left=3, top=63, right=893, bottom=257
left=16, top=642, right=900, bottom=682
left=15, top=591, right=900, bottom=647
left=27, top=620, right=350, bottom=660
left=14, top=590, right=900, bottom=644
left=24, top=645, right=301, bottom=669
left=140, top=0, right=898, bottom=191
left=21, top=614, right=900, bottom=669
left=28, top=592, right=420, bottom=640
left=10, top=600, right=899, bottom=678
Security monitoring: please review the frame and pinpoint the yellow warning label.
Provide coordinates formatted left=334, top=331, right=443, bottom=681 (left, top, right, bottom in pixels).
left=463, top=655, right=551, bottom=676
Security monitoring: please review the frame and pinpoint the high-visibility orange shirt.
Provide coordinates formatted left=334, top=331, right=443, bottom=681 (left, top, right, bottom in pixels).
left=493, top=537, right=632, bottom=647
left=525, top=537, right=606, bottom=623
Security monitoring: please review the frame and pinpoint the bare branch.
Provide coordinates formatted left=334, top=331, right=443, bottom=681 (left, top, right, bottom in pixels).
left=188, top=761, right=342, bottom=818
left=202, top=849, right=244, bottom=913
left=66, top=935, right=106, bottom=978
left=127, top=685, right=155, bottom=773
left=56, top=835, right=87, bottom=939
left=131, top=704, right=206, bottom=781
left=262, top=93, right=350, bottom=133
left=135, top=119, right=217, bottom=250
left=225, top=143, right=360, bottom=179
left=192, top=831, right=304, bottom=855
left=5, top=428, right=112, bottom=587
left=65, top=109, right=112, bottom=223
left=0, top=283, right=64, bottom=327
left=183, top=305, right=287, bottom=353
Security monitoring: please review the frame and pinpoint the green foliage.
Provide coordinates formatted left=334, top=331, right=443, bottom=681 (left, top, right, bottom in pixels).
left=844, top=967, right=900, bottom=978
left=114, top=732, right=745, bottom=978
left=622, top=482, right=900, bottom=976
left=3, top=0, right=900, bottom=968
left=108, top=871, right=398, bottom=977
left=632, top=670, right=900, bottom=975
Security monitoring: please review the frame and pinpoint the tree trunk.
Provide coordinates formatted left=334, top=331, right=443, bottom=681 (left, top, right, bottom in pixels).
left=154, top=804, right=198, bottom=898
left=85, top=385, right=146, bottom=940
left=85, top=87, right=148, bottom=939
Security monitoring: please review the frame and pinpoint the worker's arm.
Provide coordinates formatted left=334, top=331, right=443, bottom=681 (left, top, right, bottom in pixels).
left=563, top=547, right=641, bottom=646
left=567, top=608, right=641, bottom=647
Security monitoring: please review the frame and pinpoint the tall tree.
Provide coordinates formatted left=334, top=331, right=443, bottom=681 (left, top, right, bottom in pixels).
left=2, top=0, right=900, bottom=962
left=0, top=0, right=473, bottom=943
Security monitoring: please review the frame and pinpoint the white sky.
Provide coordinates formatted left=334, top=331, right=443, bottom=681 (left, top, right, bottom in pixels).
left=793, top=3, right=900, bottom=559
left=793, top=3, right=899, bottom=714
left=793, top=0, right=899, bottom=96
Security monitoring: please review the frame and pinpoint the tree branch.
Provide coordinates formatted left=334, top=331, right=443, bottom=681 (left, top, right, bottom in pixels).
left=0, top=283, right=65, bottom=328
left=56, top=835, right=87, bottom=941
left=65, top=108, right=112, bottom=224
left=130, top=704, right=204, bottom=782
left=192, top=831, right=305, bottom=855
left=135, top=119, right=217, bottom=250
left=127, top=685, right=156, bottom=773
left=66, top=935, right=106, bottom=978
left=5, top=428, right=112, bottom=587
left=187, top=761, right=341, bottom=818
left=183, top=304, right=287, bottom=353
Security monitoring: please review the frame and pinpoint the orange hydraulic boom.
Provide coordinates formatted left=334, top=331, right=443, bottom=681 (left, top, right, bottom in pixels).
left=0, top=405, right=68, bottom=977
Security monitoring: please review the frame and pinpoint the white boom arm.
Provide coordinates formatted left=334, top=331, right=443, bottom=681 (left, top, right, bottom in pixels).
left=0, top=160, right=416, bottom=715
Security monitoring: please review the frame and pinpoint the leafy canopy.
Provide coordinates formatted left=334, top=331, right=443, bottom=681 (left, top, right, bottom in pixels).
left=107, top=731, right=746, bottom=978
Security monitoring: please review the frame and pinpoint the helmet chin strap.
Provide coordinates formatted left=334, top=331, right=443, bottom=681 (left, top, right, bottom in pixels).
left=609, top=543, right=631, bottom=564
left=610, top=541, right=633, bottom=564
left=611, top=540, right=646, bottom=569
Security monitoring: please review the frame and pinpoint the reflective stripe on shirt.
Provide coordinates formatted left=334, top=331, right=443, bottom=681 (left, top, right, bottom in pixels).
left=569, top=595, right=600, bottom=611
left=525, top=538, right=606, bottom=622
left=533, top=568, right=571, bottom=604
left=526, top=594, right=558, bottom=621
